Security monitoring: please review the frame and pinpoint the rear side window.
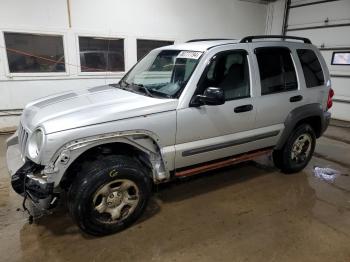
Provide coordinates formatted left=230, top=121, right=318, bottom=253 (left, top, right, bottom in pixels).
left=297, top=49, right=325, bottom=88
left=256, top=47, right=297, bottom=95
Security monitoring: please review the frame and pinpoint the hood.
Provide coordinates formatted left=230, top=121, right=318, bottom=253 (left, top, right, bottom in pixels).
left=21, top=85, right=178, bottom=134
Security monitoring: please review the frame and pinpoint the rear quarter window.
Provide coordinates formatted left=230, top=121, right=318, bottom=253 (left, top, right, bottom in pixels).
left=296, top=49, right=324, bottom=88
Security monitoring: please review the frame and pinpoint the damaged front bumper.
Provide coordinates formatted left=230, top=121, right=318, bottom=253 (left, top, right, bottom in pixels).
left=6, top=134, right=57, bottom=211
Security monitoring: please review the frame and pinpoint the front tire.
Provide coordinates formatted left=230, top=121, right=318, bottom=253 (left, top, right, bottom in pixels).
left=68, top=155, right=151, bottom=236
left=273, top=124, right=316, bottom=174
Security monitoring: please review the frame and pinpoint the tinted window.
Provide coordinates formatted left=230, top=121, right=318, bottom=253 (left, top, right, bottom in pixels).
left=256, top=47, right=297, bottom=95
left=137, top=39, right=174, bottom=61
left=297, top=49, right=324, bottom=88
left=4, top=32, right=65, bottom=73
left=198, top=50, right=250, bottom=101
left=79, top=36, right=124, bottom=72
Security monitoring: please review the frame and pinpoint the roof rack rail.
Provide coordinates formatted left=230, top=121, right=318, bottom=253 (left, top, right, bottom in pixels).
left=186, top=38, right=235, bottom=43
left=240, top=35, right=312, bottom=44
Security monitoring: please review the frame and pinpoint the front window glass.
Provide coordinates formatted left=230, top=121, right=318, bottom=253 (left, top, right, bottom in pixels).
left=198, top=50, right=250, bottom=101
left=120, top=49, right=202, bottom=98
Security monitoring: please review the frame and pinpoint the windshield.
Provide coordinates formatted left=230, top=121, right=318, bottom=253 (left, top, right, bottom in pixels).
left=119, top=49, right=202, bottom=98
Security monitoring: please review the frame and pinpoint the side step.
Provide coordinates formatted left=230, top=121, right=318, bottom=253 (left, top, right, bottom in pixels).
left=175, top=148, right=273, bottom=177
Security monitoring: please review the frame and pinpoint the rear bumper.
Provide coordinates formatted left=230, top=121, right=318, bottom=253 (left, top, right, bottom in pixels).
left=320, top=111, right=331, bottom=136
left=6, top=134, right=55, bottom=210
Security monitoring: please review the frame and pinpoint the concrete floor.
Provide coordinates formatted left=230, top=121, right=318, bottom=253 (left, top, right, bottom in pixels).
left=1, top=127, right=350, bottom=262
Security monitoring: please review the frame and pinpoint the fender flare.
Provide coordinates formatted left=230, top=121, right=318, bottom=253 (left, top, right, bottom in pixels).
left=43, top=130, right=170, bottom=186
left=275, top=103, right=329, bottom=150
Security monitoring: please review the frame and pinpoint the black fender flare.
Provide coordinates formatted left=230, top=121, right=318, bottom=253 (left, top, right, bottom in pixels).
left=275, top=103, right=330, bottom=150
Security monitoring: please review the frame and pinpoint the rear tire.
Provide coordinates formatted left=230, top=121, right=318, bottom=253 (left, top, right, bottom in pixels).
left=273, top=124, right=316, bottom=174
left=67, top=155, right=151, bottom=236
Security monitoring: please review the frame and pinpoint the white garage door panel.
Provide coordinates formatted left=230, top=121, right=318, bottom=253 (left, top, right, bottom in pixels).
left=285, top=0, right=350, bottom=121
left=330, top=102, right=350, bottom=121
left=317, top=51, right=350, bottom=100
left=288, top=0, right=350, bottom=27
left=289, top=27, right=350, bottom=47
left=331, top=78, right=350, bottom=98
left=321, top=50, right=350, bottom=74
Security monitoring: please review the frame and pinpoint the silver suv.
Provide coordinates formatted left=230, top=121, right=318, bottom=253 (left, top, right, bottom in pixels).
left=6, top=35, right=333, bottom=235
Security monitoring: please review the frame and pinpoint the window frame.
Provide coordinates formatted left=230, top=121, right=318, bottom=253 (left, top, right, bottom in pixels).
left=331, top=51, right=350, bottom=66
left=75, top=33, right=127, bottom=76
left=136, top=38, right=175, bottom=61
left=194, top=49, right=252, bottom=102
left=2, top=30, right=69, bottom=77
left=255, top=46, right=299, bottom=96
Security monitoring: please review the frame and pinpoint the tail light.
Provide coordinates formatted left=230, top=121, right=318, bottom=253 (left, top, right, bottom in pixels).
left=327, top=88, right=334, bottom=109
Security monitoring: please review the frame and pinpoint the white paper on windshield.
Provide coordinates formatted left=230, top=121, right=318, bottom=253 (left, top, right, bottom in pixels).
left=177, top=51, right=202, bottom=60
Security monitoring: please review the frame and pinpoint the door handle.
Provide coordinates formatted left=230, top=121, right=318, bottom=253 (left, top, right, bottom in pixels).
left=290, top=95, right=303, bottom=102
left=234, top=104, right=253, bottom=113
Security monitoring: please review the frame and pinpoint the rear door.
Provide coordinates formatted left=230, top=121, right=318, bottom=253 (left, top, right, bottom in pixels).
left=253, top=45, right=303, bottom=134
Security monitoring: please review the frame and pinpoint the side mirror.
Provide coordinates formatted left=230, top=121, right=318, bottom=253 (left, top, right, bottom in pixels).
left=192, top=87, right=225, bottom=106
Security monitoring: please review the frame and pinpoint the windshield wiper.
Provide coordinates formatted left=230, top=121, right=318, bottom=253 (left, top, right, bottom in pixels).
left=119, top=79, right=130, bottom=88
left=110, top=79, right=129, bottom=90
left=130, top=83, right=154, bottom=97
left=112, top=81, right=166, bottom=98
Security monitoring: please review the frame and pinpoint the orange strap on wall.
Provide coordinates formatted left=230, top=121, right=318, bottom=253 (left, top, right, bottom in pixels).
left=2, top=46, right=109, bottom=72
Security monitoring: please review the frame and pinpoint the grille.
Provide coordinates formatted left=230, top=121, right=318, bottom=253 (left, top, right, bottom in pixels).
left=18, top=123, right=29, bottom=158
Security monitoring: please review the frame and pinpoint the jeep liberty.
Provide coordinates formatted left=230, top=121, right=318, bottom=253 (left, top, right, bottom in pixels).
left=6, top=35, right=333, bottom=235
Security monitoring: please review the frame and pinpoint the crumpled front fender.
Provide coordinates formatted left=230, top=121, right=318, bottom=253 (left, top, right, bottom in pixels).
left=43, top=130, right=171, bottom=187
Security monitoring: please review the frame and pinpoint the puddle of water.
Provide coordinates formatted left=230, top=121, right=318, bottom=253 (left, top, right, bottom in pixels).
left=312, top=166, right=348, bottom=183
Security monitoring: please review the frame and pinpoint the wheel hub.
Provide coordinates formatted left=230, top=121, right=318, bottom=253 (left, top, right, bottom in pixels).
left=107, top=191, right=123, bottom=207
left=291, top=133, right=312, bottom=163
left=92, top=179, right=140, bottom=222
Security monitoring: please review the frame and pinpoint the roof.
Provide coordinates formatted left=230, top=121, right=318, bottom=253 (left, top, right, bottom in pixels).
left=160, top=39, right=239, bottom=52
left=157, top=35, right=312, bottom=52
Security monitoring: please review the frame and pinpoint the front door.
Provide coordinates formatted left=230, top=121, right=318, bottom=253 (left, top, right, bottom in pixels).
left=175, top=49, right=257, bottom=169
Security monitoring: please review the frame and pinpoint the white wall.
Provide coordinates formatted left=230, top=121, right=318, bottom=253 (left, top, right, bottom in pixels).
left=267, top=0, right=350, bottom=121
left=0, top=0, right=268, bottom=128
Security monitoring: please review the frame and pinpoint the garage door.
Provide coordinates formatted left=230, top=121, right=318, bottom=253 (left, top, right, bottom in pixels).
left=283, top=0, right=350, bottom=121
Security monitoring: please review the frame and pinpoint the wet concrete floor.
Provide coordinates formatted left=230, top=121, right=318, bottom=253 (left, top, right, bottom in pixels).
left=0, top=134, right=350, bottom=262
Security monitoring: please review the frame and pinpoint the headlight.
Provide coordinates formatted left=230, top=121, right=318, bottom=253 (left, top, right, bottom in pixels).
left=27, top=128, right=45, bottom=159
